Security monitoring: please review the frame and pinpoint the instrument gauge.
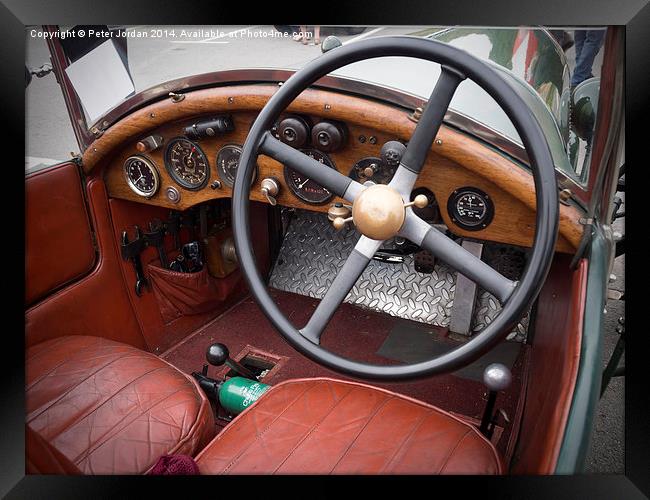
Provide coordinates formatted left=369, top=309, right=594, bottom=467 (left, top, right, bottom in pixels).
left=123, top=155, right=160, bottom=198
left=215, top=144, right=257, bottom=188
left=447, top=187, right=494, bottom=231
left=284, top=149, right=336, bottom=205
left=164, top=137, right=210, bottom=190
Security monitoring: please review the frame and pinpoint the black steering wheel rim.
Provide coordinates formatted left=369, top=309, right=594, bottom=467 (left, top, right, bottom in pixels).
left=233, top=36, right=559, bottom=381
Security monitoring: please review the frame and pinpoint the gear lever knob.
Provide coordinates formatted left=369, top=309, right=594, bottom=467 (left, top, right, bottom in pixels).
left=205, top=342, right=257, bottom=380
left=482, top=363, right=512, bottom=392
left=206, top=343, right=230, bottom=366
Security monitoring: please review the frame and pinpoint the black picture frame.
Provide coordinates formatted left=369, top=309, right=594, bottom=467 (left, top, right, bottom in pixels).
left=5, top=0, right=648, bottom=497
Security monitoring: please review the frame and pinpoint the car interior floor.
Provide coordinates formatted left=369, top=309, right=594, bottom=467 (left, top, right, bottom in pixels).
left=162, top=288, right=530, bottom=464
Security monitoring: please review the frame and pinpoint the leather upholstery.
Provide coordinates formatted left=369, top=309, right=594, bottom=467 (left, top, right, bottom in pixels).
left=26, top=336, right=215, bottom=474
left=511, top=257, right=588, bottom=473
left=196, top=378, right=502, bottom=474
left=26, top=178, right=147, bottom=350
left=26, top=425, right=82, bottom=475
left=25, top=162, right=96, bottom=306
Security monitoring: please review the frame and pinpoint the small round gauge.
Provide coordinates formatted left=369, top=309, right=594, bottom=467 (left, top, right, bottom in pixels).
left=164, top=137, right=210, bottom=190
left=215, top=144, right=257, bottom=188
left=284, top=149, right=336, bottom=205
left=123, top=155, right=160, bottom=198
left=349, top=157, right=396, bottom=185
left=447, top=187, right=494, bottom=231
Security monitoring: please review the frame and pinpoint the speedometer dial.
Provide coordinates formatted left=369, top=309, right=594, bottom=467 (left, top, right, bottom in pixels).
left=283, top=149, right=336, bottom=205
left=123, top=155, right=160, bottom=198
left=164, top=138, right=210, bottom=190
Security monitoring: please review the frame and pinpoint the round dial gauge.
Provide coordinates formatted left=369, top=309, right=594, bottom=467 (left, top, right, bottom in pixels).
left=123, top=155, right=160, bottom=198
left=284, top=149, right=336, bottom=205
left=215, top=144, right=257, bottom=188
left=349, top=157, right=396, bottom=185
left=447, top=187, right=494, bottom=231
left=164, top=138, right=210, bottom=190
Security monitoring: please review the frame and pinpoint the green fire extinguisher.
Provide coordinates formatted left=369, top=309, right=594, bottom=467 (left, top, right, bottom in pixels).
left=217, top=376, right=270, bottom=415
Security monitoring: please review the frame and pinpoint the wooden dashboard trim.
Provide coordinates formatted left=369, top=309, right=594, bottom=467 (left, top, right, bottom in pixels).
left=84, top=84, right=584, bottom=251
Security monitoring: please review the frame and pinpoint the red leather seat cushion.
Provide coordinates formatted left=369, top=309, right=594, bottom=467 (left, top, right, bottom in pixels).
left=26, top=336, right=215, bottom=474
left=196, top=378, right=502, bottom=474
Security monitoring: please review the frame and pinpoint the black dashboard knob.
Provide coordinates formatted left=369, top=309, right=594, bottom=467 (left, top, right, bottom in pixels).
left=311, top=121, right=347, bottom=152
left=380, top=140, right=407, bottom=167
left=278, top=116, right=310, bottom=148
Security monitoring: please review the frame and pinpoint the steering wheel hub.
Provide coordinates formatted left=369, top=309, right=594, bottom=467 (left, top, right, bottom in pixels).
left=352, top=184, right=405, bottom=240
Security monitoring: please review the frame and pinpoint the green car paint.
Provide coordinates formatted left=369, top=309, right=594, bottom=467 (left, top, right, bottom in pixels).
left=555, top=225, right=609, bottom=472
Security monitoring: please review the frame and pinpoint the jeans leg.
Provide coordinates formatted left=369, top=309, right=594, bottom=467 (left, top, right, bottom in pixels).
left=571, top=29, right=606, bottom=87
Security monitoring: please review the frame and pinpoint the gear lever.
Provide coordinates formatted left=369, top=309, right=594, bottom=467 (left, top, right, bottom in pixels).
left=206, top=343, right=257, bottom=380
left=479, top=363, right=512, bottom=438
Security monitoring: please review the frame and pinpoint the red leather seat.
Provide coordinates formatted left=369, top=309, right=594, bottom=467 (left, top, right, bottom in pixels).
left=26, top=336, right=215, bottom=474
left=195, top=378, right=502, bottom=474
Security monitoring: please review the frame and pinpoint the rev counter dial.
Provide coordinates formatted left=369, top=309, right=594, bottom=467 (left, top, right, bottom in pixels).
left=164, top=137, right=210, bottom=190
left=123, top=155, right=160, bottom=198
left=447, top=187, right=495, bottom=231
left=283, top=149, right=336, bottom=205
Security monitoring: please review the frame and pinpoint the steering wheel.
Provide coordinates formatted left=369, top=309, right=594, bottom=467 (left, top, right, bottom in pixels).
left=233, top=36, right=559, bottom=381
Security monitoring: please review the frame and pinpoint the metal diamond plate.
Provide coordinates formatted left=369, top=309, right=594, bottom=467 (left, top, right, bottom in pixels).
left=269, top=210, right=529, bottom=342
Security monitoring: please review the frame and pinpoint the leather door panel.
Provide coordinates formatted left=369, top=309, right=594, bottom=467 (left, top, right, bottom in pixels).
left=25, top=162, right=96, bottom=306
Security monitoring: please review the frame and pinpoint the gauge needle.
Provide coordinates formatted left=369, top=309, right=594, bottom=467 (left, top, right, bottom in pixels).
left=297, top=178, right=311, bottom=189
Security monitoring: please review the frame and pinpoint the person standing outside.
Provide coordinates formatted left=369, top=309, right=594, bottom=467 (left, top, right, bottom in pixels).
left=571, top=29, right=606, bottom=88
left=293, top=26, right=321, bottom=45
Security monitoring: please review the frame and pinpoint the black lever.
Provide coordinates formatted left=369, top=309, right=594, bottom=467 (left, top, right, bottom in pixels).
left=146, top=219, right=168, bottom=268
left=479, top=363, right=512, bottom=438
left=206, top=343, right=257, bottom=380
left=121, top=226, right=148, bottom=296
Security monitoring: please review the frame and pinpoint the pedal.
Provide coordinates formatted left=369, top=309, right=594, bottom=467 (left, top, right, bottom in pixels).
left=414, top=250, right=435, bottom=273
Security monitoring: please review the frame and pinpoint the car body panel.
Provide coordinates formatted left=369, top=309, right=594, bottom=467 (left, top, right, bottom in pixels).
left=556, top=226, right=609, bottom=472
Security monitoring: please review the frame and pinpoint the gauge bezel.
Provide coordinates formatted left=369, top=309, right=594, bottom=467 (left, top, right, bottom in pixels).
left=164, top=137, right=210, bottom=191
left=283, top=149, right=336, bottom=205
left=215, top=143, right=257, bottom=188
left=447, top=186, right=494, bottom=231
left=123, top=155, right=160, bottom=198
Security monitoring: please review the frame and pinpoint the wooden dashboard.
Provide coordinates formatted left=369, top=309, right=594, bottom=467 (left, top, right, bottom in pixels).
left=90, top=83, right=584, bottom=253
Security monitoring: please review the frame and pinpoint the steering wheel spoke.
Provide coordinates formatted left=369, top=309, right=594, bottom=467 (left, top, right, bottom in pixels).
left=300, top=236, right=382, bottom=345
left=399, top=66, right=466, bottom=174
left=399, top=214, right=516, bottom=303
left=259, top=131, right=364, bottom=202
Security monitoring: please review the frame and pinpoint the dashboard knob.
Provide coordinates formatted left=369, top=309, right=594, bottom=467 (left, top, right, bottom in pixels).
left=363, top=162, right=380, bottom=178
left=278, top=116, right=309, bottom=148
left=136, top=135, right=164, bottom=153
left=311, top=121, right=346, bottom=152
left=380, top=140, right=407, bottom=167
left=260, top=177, right=280, bottom=206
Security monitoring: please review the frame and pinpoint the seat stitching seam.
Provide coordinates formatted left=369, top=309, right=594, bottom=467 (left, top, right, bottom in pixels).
left=273, top=384, right=356, bottom=474
left=26, top=341, right=118, bottom=391
left=72, top=377, right=186, bottom=467
left=329, top=395, right=396, bottom=474
left=27, top=352, right=147, bottom=423
left=46, top=365, right=169, bottom=442
left=220, top=383, right=315, bottom=474
left=438, top=429, right=471, bottom=474
left=379, top=409, right=431, bottom=474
